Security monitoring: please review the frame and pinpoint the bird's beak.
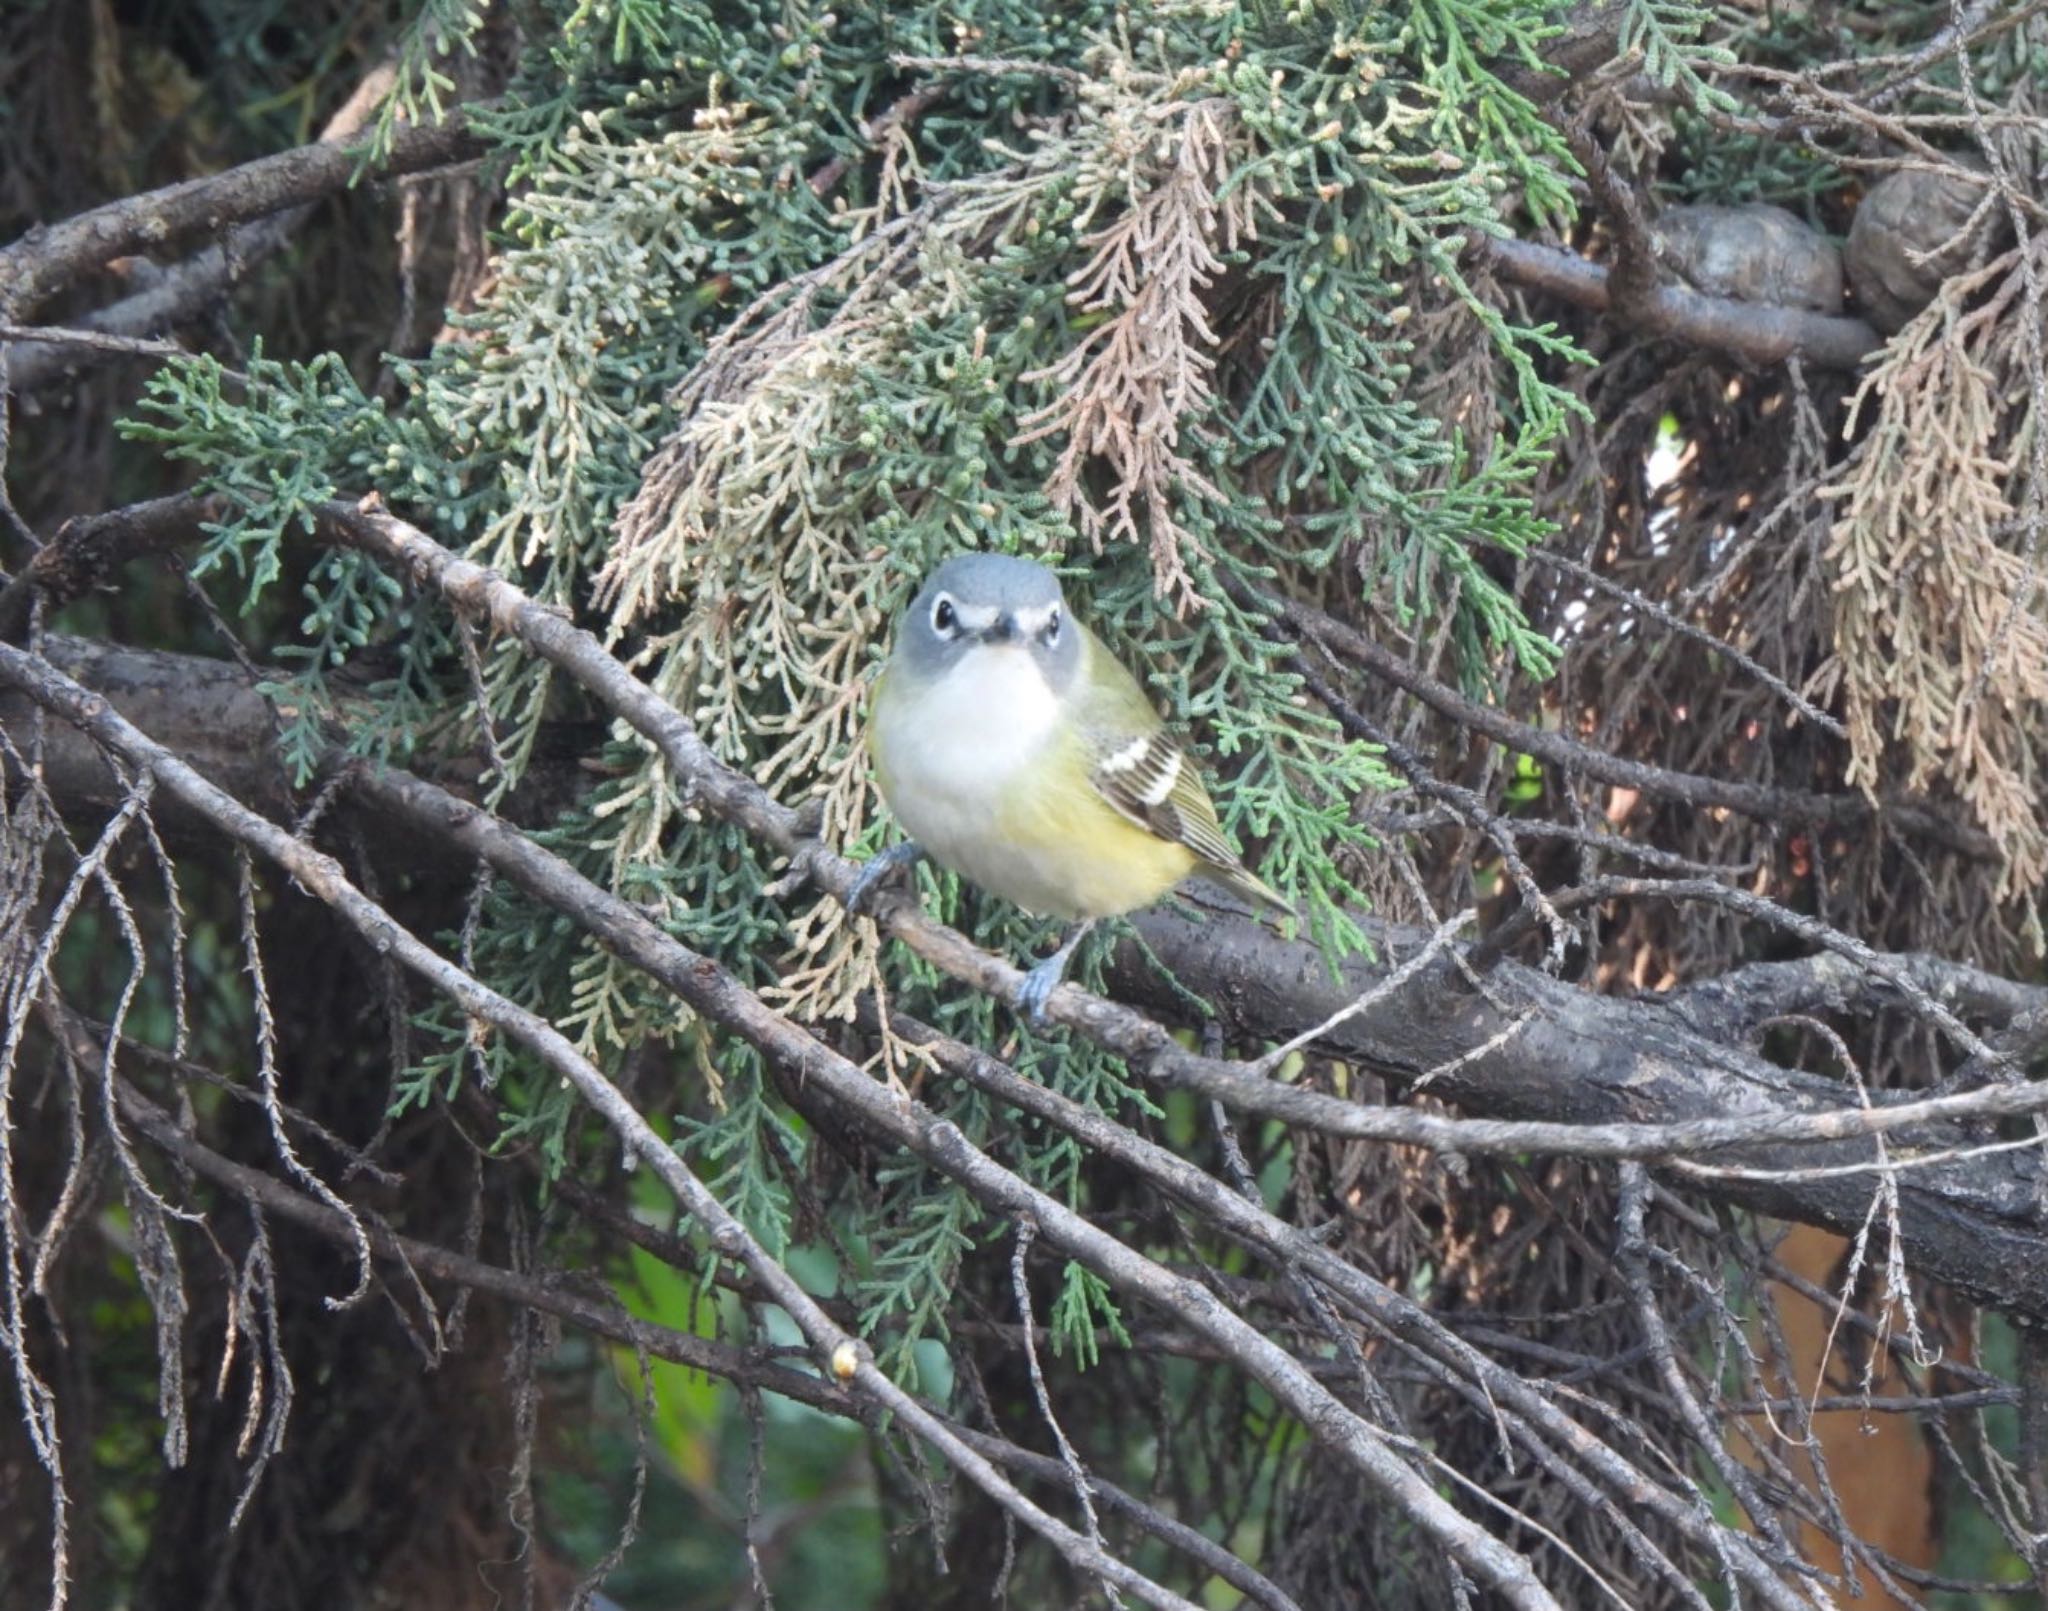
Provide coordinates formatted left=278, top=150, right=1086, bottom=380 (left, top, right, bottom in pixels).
left=979, top=613, right=1020, bottom=646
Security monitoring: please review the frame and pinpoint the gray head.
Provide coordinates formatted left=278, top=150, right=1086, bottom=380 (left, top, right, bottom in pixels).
left=894, top=554, right=1081, bottom=689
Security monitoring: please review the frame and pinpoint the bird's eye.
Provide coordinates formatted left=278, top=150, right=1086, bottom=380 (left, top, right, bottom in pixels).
left=931, top=595, right=958, bottom=636
left=1042, top=606, right=1062, bottom=647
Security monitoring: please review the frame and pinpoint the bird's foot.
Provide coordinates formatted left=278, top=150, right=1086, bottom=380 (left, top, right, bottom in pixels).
left=1016, top=956, right=1067, bottom=1027
left=1015, top=921, right=1094, bottom=1028
left=847, top=841, right=925, bottom=917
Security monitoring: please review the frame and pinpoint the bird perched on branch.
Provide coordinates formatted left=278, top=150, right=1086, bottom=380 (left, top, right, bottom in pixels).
left=851, top=553, right=1291, bottom=1022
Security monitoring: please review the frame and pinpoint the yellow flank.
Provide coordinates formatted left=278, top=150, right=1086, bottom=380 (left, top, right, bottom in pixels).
left=987, top=733, right=1197, bottom=919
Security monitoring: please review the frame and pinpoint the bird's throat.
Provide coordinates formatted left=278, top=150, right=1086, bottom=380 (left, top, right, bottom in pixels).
left=877, top=644, right=1061, bottom=854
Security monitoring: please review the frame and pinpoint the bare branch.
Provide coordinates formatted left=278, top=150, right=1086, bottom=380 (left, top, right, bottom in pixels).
left=327, top=760, right=1561, bottom=1606
left=1275, top=590, right=1993, bottom=858
left=109, top=1068, right=1308, bottom=1611
left=4, top=254, right=271, bottom=392
left=13, top=600, right=2048, bottom=1329
left=0, top=636, right=1564, bottom=1610
left=0, top=495, right=222, bottom=642
left=0, top=114, right=484, bottom=320
left=0, top=641, right=1214, bottom=1611
left=1114, top=902, right=2048, bottom=1323
left=1478, top=234, right=1883, bottom=370
left=863, top=1004, right=1813, bottom=1609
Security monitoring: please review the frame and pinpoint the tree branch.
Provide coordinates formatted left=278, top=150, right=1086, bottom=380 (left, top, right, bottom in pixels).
left=0, top=633, right=298, bottom=826
left=0, top=633, right=1566, bottom=1610
left=14, top=525, right=2048, bottom=1333
left=1491, top=2, right=1635, bottom=101
left=330, top=759, right=1563, bottom=1607
left=13, top=626, right=2041, bottom=1176
left=0, top=114, right=484, bottom=320
left=337, top=756, right=1807, bottom=1606
left=1477, top=233, right=1883, bottom=369
left=2, top=257, right=255, bottom=391
left=856, top=1001, right=1814, bottom=1605
left=0, top=640, right=1220, bottom=1611
left=96, top=1057, right=1305, bottom=1611
left=807, top=84, right=950, bottom=199
left=0, top=494, right=221, bottom=641
left=268, top=503, right=2048, bottom=1329
left=1273, top=591, right=1993, bottom=857
left=1113, top=903, right=2048, bottom=1323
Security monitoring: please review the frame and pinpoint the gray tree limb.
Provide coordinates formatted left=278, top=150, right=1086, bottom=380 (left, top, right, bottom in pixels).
left=1113, top=904, right=2048, bottom=1323
left=1479, top=234, right=1884, bottom=369
left=0, top=114, right=482, bottom=320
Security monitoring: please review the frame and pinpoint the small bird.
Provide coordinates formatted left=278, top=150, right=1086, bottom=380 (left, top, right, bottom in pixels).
left=852, top=553, right=1291, bottom=1022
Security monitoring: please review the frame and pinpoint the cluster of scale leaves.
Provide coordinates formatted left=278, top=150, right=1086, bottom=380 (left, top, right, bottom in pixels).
left=120, top=0, right=1737, bottom=1372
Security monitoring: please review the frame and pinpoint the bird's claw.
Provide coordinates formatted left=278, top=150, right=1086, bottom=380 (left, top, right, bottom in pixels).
left=847, top=841, right=925, bottom=917
left=1016, top=956, right=1065, bottom=1027
left=1014, top=921, right=1093, bottom=1029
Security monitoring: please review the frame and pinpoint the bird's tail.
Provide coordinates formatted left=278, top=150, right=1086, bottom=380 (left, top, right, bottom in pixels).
left=1204, top=859, right=1297, bottom=919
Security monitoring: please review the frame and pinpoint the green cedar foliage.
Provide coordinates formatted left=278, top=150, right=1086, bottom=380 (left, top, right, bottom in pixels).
left=123, top=0, right=1728, bottom=1370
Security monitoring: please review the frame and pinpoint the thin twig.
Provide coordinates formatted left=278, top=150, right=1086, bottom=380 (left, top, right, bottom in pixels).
left=1251, top=908, right=1478, bottom=1076
left=1011, top=1220, right=1122, bottom=1607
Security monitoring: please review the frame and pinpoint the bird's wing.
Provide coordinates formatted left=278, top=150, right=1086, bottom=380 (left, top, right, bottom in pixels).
left=1087, top=723, right=1242, bottom=869
left=1073, top=625, right=1290, bottom=911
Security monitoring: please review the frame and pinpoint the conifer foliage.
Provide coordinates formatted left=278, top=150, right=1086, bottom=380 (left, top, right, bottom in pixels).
left=3, top=0, right=2047, bottom=1605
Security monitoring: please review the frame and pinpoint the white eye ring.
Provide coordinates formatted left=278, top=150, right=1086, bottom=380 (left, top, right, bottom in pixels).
left=931, top=594, right=959, bottom=636
left=1043, top=606, right=1061, bottom=647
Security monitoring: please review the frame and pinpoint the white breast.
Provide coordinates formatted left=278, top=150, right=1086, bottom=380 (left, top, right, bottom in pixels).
left=877, top=646, right=1059, bottom=866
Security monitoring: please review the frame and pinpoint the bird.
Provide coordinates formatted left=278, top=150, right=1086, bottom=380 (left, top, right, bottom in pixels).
left=850, top=552, right=1291, bottom=1022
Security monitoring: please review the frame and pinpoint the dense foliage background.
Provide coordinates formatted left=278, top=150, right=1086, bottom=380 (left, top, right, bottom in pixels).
left=3, top=0, right=2047, bottom=1606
